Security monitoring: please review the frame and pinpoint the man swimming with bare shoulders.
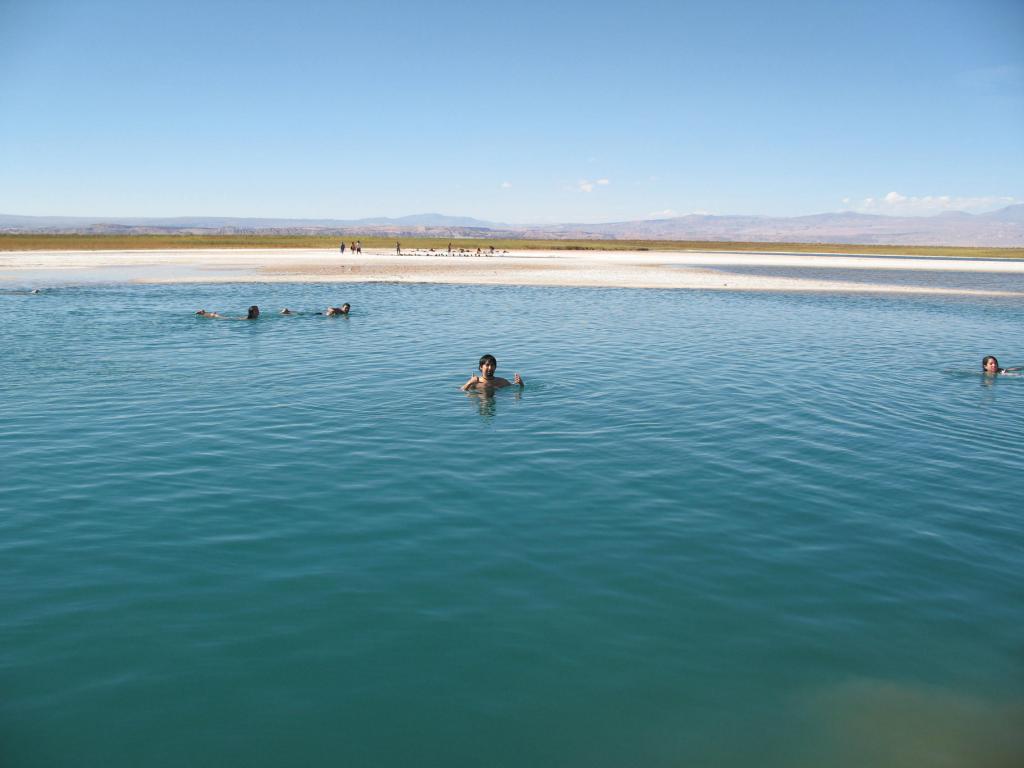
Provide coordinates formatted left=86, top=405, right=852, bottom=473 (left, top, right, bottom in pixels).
left=318, top=303, right=350, bottom=316
left=461, top=354, right=524, bottom=390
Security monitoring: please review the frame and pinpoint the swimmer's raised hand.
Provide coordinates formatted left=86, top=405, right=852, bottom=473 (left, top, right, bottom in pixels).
left=513, top=372, right=524, bottom=386
left=461, top=375, right=481, bottom=391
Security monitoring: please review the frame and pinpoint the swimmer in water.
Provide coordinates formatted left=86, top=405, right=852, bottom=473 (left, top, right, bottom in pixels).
left=461, top=354, right=524, bottom=390
left=280, top=308, right=296, bottom=315
left=195, top=305, right=260, bottom=320
left=320, top=303, right=350, bottom=316
left=982, top=355, right=1022, bottom=374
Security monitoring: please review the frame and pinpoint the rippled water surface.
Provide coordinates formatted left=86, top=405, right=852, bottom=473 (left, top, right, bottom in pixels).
left=2, top=283, right=1023, bottom=767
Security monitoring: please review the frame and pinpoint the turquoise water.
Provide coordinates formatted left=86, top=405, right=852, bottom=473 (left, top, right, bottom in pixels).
left=2, top=282, right=1023, bottom=767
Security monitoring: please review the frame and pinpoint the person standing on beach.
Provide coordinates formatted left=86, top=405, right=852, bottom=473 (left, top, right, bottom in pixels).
left=447, top=241, right=452, bottom=254
left=339, top=241, right=346, bottom=254
left=396, top=241, right=401, bottom=255
left=356, top=240, right=362, bottom=254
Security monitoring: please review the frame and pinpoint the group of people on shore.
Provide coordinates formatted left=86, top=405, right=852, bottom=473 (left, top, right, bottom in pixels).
left=337, top=241, right=506, bottom=256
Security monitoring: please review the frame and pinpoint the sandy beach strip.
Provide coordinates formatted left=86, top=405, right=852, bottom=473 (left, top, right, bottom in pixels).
left=2, top=247, right=1024, bottom=295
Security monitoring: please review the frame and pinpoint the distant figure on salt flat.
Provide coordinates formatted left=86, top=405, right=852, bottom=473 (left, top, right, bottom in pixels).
left=461, top=354, right=524, bottom=390
left=339, top=242, right=346, bottom=254
left=447, top=241, right=452, bottom=254
left=396, top=241, right=401, bottom=255
left=356, top=240, right=362, bottom=253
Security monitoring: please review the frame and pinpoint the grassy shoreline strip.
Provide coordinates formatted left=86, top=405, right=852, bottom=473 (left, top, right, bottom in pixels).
left=1, top=234, right=1022, bottom=259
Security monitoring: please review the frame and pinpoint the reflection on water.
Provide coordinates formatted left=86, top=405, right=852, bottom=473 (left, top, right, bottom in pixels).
left=465, top=387, right=522, bottom=420
left=0, top=263, right=253, bottom=286
left=797, top=680, right=1024, bottom=768
left=467, top=388, right=497, bottom=420
left=705, top=264, right=1024, bottom=293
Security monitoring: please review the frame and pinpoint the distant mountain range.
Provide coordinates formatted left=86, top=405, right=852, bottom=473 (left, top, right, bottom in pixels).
left=0, top=212, right=502, bottom=231
left=3, top=206, right=1024, bottom=247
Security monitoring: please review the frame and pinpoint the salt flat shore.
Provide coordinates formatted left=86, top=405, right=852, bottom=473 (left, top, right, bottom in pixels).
left=2, top=247, right=1024, bottom=295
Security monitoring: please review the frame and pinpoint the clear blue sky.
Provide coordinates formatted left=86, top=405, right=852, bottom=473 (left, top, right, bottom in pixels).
left=1, top=0, right=1021, bottom=222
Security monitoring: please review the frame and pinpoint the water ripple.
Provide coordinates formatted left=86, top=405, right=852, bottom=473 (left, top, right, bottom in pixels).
left=2, top=282, right=1022, bottom=767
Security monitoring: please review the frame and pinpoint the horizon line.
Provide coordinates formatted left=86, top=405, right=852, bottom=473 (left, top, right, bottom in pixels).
left=2, top=203, right=1021, bottom=226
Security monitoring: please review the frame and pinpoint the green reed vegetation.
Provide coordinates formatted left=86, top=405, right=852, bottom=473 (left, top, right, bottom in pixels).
left=1, top=233, right=1022, bottom=259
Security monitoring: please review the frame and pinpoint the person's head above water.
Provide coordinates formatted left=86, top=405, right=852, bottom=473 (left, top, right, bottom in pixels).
left=247, top=305, right=260, bottom=319
left=478, top=354, right=498, bottom=377
left=983, top=355, right=1001, bottom=373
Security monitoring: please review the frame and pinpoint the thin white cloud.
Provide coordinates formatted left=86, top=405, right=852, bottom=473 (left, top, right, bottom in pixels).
left=578, top=178, right=610, bottom=193
left=500, top=181, right=512, bottom=189
left=853, top=191, right=1018, bottom=215
left=647, top=209, right=678, bottom=219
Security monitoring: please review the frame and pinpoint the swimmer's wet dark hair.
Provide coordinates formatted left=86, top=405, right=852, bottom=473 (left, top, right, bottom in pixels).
left=982, top=355, right=999, bottom=370
left=247, top=305, right=260, bottom=319
left=479, top=354, right=497, bottom=368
